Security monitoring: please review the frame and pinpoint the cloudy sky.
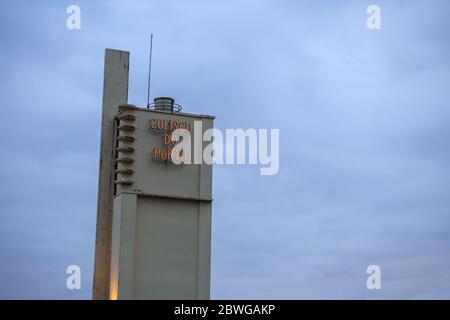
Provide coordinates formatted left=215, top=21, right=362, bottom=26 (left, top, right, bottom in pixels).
left=1, top=0, right=449, bottom=299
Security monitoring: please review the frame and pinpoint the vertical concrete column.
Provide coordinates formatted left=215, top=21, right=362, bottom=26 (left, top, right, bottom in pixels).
left=93, top=49, right=130, bottom=300
left=110, top=193, right=137, bottom=300
left=197, top=202, right=212, bottom=299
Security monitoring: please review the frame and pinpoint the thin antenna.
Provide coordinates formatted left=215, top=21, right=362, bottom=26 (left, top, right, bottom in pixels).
left=146, top=34, right=154, bottom=109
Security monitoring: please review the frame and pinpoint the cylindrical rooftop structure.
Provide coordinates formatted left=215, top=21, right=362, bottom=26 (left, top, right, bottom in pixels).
left=153, top=97, right=175, bottom=111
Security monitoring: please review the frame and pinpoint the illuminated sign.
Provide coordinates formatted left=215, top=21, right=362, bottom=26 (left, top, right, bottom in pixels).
left=149, top=118, right=192, bottom=162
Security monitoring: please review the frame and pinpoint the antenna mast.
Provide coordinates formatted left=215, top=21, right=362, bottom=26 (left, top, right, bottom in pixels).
left=146, top=34, right=154, bottom=108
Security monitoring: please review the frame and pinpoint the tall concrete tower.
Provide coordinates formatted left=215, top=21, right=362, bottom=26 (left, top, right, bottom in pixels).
left=93, top=49, right=214, bottom=300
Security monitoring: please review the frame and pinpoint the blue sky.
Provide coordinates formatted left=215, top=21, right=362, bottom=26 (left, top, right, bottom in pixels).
left=0, top=0, right=449, bottom=299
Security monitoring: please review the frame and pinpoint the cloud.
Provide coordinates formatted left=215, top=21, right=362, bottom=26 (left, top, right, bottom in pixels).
left=0, top=0, right=449, bottom=299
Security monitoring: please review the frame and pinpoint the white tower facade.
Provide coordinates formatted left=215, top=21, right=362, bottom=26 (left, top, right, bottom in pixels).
left=93, top=49, right=213, bottom=300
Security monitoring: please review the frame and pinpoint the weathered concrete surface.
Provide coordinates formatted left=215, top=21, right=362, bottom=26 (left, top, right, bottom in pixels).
left=93, top=49, right=129, bottom=300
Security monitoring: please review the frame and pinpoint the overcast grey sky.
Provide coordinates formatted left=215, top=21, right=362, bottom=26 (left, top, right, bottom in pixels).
left=0, top=0, right=449, bottom=299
